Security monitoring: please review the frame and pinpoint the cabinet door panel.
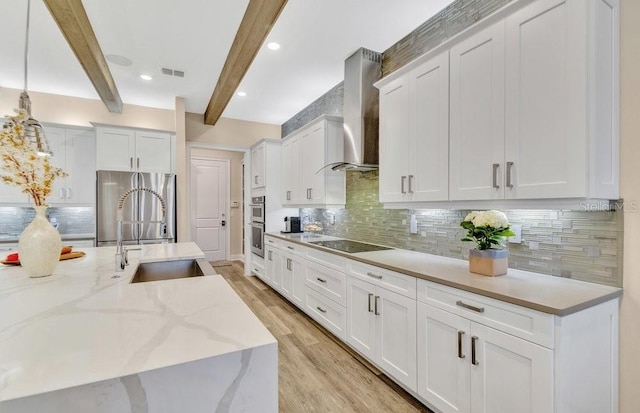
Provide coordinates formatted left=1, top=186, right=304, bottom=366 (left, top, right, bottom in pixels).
left=418, top=303, right=471, bottom=413
left=379, top=76, right=410, bottom=203
left=377, top=287, right=417, bottom=391
left=282, top=137, right=302, bottom=204
left=44, top=127, right=68, bottom=204
left=264, top=246, right=278, bottom=285
left=96, top=128, right=135, bottom=171
left=135, top=131, right=171, bottom=173
left=449, top=22, right=505, bottom=200
left=66, top=129, right=96, bottom=204
left=505, top=0, right=586, bottom=198
left=470, top=323, right=553, bottom=413
left=411, top=51, right=450, bottom=202
left=346, top=277, right=376, bottom=361
left=290, top=254, right=305, bottom=308
left=303, top=124, right=327, bottom=205
left=281, top=255, right=294, bottom=299
left=251, top=144, right=265, bottom=189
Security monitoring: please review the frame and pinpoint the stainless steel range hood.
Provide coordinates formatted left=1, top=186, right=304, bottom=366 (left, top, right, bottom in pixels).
left=329, top=48, right=382, bottom=171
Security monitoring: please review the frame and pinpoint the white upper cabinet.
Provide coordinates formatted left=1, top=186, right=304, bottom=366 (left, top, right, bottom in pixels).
left=379, top=51, right=449, bottom=203
left=379, top=75, right=411, bottom=203
left=251, top=143, right=266, bottom=189
left=376, top=0, right=619, bottom=205
left=96, top=128, right=135, bottom=171
left=504, top=0, right=619, bottom=199
left=281, top=116, right=345, bottom=208
left=45, top=126, right=96, bottom=205
left=449, top=22, right=505, bottom=201
left=282, top=136, right=302, bottom=204
left=96, top=127, right=171, bottom=173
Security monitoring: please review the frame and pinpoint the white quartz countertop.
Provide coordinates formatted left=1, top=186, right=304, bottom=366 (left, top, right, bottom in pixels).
left=0, top=242, right=276, bottom=402
left=266, top=233, right=622, bottom=315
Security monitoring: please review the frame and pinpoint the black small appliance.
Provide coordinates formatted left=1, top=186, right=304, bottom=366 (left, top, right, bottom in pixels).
left=283, top=216, right=302, bottom=233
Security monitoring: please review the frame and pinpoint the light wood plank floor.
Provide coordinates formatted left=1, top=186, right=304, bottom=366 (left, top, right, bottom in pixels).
left=214, top=261, right=434, bottom=413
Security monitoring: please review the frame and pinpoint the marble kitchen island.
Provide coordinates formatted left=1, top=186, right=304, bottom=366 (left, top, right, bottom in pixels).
left=0, top=243, right=278, bottom=413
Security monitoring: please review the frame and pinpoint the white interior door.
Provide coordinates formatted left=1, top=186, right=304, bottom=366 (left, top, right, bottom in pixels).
left=190, top=157, right=228, bottom=261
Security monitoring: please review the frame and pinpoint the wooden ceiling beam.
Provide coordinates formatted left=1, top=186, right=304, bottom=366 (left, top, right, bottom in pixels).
left=204, top=0, right=288, bottom=125
left=44, top=0, right=123, bottom=113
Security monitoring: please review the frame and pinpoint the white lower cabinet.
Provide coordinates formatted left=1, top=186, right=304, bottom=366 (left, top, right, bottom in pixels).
left=305, top=286, right=346, bottom=341
left=281, top=251, right=305, bottom=308
left=346, top=276, right=417, bottom=392
left=261, top=236, right=619, bottom=413
left=263, top=245, right=279, bottom=286
left=417, top=303, right=553, bottom=413
left=417, top=278, right=618, bottom=413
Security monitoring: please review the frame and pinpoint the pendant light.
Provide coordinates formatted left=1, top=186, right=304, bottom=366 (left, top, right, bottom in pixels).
left=19, top=0, right=52, bottom=157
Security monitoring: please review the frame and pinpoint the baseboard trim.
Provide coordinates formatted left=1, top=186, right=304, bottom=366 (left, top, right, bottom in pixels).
left=230, top=254, right=244, bottom=262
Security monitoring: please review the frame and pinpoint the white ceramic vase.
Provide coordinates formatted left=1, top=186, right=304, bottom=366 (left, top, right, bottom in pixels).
left=18, top=206, right=62, bottom=278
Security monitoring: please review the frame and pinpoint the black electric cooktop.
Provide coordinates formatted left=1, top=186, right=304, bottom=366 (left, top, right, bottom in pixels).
left=309, top=240, right=393, bottom=254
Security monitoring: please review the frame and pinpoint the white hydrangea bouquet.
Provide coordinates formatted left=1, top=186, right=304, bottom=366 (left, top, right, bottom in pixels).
left=0, top=109, right=66, bottom=206
left=460, top=210, right=515, bottom=250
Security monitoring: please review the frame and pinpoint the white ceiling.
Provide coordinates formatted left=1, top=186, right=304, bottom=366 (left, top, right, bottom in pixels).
left=0, top=0, right=454, bottom=125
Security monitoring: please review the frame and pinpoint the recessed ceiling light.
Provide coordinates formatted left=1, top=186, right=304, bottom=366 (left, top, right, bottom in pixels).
left=106, top=54, right=132, bottom=66
left=140, top=74, right=152, bottom=81
left=267, top=42, right=281, bottom=50
left=237, top=91, right=247, bottom=97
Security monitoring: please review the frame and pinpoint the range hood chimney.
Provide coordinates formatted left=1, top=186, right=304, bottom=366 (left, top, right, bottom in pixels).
left=332, top=48, right=382, bottom=171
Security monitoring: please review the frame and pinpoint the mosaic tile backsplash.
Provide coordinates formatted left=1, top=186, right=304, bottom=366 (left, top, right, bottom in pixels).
left=301, top=172, right=623, bottom=287
left=0, top=207, right=95, bottom=238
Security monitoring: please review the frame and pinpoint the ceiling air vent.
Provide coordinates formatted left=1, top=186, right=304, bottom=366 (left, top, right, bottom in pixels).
left=161, top=67, right=185, bottom=78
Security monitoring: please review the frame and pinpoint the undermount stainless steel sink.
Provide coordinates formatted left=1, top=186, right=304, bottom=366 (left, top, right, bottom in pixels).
left=130, top=258, right=216, bottom=283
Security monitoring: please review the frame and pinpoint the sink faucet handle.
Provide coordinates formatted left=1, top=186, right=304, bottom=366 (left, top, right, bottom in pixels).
left=123, top=248, right=129, bottom=266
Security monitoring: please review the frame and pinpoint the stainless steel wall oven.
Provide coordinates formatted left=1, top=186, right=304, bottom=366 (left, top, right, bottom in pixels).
left=250, top=196, right=265, bottom=257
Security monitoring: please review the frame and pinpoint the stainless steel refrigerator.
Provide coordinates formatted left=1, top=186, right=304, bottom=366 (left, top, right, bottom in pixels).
left=97, top=171, right=176, bottom=247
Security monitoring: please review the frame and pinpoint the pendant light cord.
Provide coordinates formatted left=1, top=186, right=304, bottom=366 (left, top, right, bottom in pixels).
left=24, top=0, right=31, bottom=93
left=19, top=0, right=32, bottom=115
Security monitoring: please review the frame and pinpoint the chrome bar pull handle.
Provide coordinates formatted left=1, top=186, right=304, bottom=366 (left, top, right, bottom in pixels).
left=287, top=246, right=294, bottom=250
left=66, top=188, right=72, bottom=199
left=316, top=306, right=327, bottom=314
left=130, top=157, right=133, bottom=170
left=268, top=250, right=272, bottom=261
left=286, top=190, right=291, bottom=201
left=366, top=272, right=383, bottom=280
left=458, top=331, right=466, bottom=359
left=492, top=163, right=500, bottom=189
left=506, top=161, right=514, bottom=189
left=317, top=277, right=327, bottom=283
left=401, top=176, right=407, bottom=194
left=471, top=336, right=479, bottom=365
left=254, top=175, right=258, bottom=184
left=456, top=300, right=485, bottom=313
left=374, top=296, right=380, bottom=315
left=368, top=293, right=374, bottom=312
left=408, top=175, right=414, bottom=194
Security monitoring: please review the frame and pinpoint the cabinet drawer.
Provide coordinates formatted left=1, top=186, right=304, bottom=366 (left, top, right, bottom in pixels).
left=306, top=261, right=347, bottom=306
left=251, top=260, right=265, bottom=278
left=348, top=261, right=417, bottom=299
left=417, top=279, right=554, bottom=348
left=264, top=235, right=280, bottom=248
left=280, top=240, right=305, bottom=256
left=306, top=247, right=347, bottom=272
left=305, top=286, right=346, bottom=341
